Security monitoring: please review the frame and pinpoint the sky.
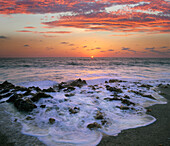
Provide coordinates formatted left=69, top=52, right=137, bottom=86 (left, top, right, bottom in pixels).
left=0, top=0, right=170, bottom=58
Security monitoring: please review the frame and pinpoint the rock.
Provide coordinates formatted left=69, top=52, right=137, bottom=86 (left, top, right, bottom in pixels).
left=96, top=96, right=99, bottom=99
left=124, top=95, right=130, bottom=99
left=31, top=92, right=52, bottom=102
left=49, top=118, right=55, bottom=124
left=42, top=87, right=56, bottom=92
left=130, top=90, right=156, bottom=100
left=63, top=86, right=75, bottom=92
left=23, top=89, right=32, bottom=96
left=14, top=98, right=37, bottom=112
left=70, top=78, right=87, bottom=87
left=26, top=116, right=34, bottom=120
left=87, top=122, right=102, bottom=129
left=121, top=99, right=135, bottom=106
left=101, top=119, right=108, bottom=125
left=0, top=89, right=10, bottom=94
left=139, top=84, right=153, bottom=88
left=14, top=86, right=28, bottom=92
left=7, top=94, right=23, bottom=103
left=147, top=109, right=152, bottom=112
left=104, top=97, right=122, bottom=101
left=88, top=85, right=96, bottom=90
left=0, top=81, right=15, bottom=89
left=65, top=93, right=75, bottom=97
left=58, top=79, right=87, bottom=90
left=94, top=111, right=104, bottom=119
left=109, top=79, right=127, bottom=83
left=40, top=105, right=46, bottom=108
left=1, top=92, right=12, bottom=98
left=69, top=107, right=80, bottom=114
left=116, top=105, right=130, bottom=110
left=105, top=85, right=123, bottom=93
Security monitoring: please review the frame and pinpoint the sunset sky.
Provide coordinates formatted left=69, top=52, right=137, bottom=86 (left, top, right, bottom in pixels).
left=0, top=0, right=169, bottom=58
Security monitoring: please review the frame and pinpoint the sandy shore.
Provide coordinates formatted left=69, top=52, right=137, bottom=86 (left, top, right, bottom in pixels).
left=0, top=86, right=169, bottom=146
left=98, top=86, right=170, bottom=146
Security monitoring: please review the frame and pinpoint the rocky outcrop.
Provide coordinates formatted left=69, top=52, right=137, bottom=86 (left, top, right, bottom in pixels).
left=31, top=92, right=52, bottom=102
left=14, top=98, right=37, bottom=112
left=87, top=122, right=102, bottom=129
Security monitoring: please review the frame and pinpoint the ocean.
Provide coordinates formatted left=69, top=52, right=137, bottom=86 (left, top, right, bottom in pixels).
left=0, top=57, right=170, bottom=83
left=0, top=57, right=170, bottom=146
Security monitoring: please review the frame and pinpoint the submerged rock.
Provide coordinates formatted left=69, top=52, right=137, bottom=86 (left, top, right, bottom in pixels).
left=31, top=92, right=52, bottom=102
left=124, top=95, right=130, bottom=99
left=139, top=84, right=153, bottom=88
left=131, top=90, right=156, bottom=100
left=87, top=122, right=102, bottom=129
left=49, top=118, right=55, bottom=124
left=63, top=86, right=75, bottom=92
left=104, top=97, right=122, bottom=101
left=42, top=87, right=56, bottom=92
left=94, top=111, right=104, bottom=119
left=65, top=93, right=75, bottom=97
left=58, top=78, right=87, bottom=90
left=121, top=99, right=135, bottom=106
left=14, top=98, right=37, bottom=112
left=105, top=85, right=123, bottom=93
left=40, top=105, right=46, bottom=108
left=69, top=107, right=80, bottom=114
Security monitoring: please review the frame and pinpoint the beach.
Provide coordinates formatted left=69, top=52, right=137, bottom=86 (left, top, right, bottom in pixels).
left=0, top=84, right=169, bottom=146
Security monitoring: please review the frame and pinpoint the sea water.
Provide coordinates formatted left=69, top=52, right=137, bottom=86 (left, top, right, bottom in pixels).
left=0, top=57, right=169, bottom=145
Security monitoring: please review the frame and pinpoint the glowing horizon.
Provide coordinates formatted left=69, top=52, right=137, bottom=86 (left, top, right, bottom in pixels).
left=0, top=0, right=169, bottom=58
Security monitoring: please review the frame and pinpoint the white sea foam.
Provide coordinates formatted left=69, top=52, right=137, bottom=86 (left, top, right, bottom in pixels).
left=3, top=78, right=168, bottom=146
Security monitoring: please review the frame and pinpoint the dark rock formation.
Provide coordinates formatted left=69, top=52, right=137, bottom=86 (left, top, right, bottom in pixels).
left=94, top=111, right=104, bottom=119
left=65, top=93, right=75, bottom=97
left=69, top=107, right=80, bottom=114
left=63, top=86, right=75, bottom=92
left=131, top=90, right=156, bottom=100
left=87, top=122, right=102, bottom=129
left=105, top=85, right=123, bottom=93
left=0, top=81, right=15, bottom=89
left=121, top=99, right=135, bottom=106
left=31, top=92, right=52, bottom=102
left=14, top=98, right=37, bottom=112
left=58, top=78, right=87, bottom=90
left=7, top=94, right=23, bottom=103
left=104, top=97, right=122, bottom=101
left=49, top=118, right=55, bottom=124
left=42, top=87, right=56, bottom=92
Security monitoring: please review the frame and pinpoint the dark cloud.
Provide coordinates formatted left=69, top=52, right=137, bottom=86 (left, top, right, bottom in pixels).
left=83, top=46, right=87, bottom=48
left=61, top=42, right=69, bottom=44
left=24, top=44, right=30, bottom=47
left=145, top=47, right=155, bottom=50
left=0, top=36, right=8, bottom=39
left=95, top=47, right=101, bottom=50
left=100, top=51, right=106, bottom=53
left=161, top=46, right=168, bottom=49
left=122, top=47, right=136, bottom=53
left=108, top=49, right=114, bottom=51
left=122, top=47, right=130, bottom=50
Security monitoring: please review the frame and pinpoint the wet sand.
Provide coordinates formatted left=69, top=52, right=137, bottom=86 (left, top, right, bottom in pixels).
left=98, top=86, right=170, bottom=146
left=0, top=86, right=169, bottom=146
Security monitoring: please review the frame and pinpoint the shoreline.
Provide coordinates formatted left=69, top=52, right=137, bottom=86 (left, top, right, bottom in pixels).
left=0, top=86, right=169, bottom=146
left=98, top=86, right=170, bottom=146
